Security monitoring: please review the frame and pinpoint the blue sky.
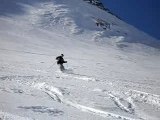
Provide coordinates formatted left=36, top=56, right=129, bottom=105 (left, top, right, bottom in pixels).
left=101, top=0, right=160, bottom=40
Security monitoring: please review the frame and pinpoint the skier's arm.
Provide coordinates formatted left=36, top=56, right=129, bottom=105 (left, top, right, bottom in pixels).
left=56, top=56, right=60, bottom=60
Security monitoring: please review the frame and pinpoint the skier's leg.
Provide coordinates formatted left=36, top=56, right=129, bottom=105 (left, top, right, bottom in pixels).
left=62, top=64, right=65, bottom=71
left=60, top=64, right=65, bottom=71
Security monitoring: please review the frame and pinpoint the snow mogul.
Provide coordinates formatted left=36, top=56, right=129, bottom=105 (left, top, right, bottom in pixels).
left=56, top=54, right=67, bottom=71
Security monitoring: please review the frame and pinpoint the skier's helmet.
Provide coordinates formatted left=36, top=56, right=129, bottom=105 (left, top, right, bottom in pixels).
left=61, top=54, right=64, bottom=57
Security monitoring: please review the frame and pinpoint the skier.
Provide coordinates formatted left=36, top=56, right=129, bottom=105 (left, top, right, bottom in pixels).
left=56, top=54, right=67, bottom=71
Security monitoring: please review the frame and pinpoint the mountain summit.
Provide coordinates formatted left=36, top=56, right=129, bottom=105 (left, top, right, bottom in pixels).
left=84, top=0, right=108, bottom=11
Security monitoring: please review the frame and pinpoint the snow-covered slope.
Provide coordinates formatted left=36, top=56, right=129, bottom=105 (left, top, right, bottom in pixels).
left=0, top=0, right=160, bottom=120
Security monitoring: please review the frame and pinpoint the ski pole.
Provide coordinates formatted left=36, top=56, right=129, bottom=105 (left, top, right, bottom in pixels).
left=48, top=62, right=56, bottom=69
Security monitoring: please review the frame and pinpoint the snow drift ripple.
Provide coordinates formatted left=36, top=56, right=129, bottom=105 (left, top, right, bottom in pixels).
left=33, top=82, right=141, bottom=120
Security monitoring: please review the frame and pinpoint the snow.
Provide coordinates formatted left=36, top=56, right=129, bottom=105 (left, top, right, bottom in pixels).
left=0, top=0, right=160, bottom=120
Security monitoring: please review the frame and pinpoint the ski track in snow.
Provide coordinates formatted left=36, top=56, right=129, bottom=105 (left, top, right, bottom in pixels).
left=55, top=70, right=97, bottom=82
left=33, top=82, right=141, bottom=120
left=18, top=106, right=64, bottom=116
left=1, top=74, right=160, bottom=120
left=1, top=74, right=159, bottom=120
left=108, top=93, right=135, bottom=114
left=93, top=87, right=160, bottom=120
left=126, top=90, right=160, bottom=107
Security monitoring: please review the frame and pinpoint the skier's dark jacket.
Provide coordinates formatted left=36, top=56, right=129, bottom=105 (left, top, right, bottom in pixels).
left=56, top=56, right=67, bottom=64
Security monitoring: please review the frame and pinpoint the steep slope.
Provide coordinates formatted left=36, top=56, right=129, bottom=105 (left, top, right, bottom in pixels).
left=0, top=0, right=160, bottom=120
left=1, top=0, right=160, bottom=50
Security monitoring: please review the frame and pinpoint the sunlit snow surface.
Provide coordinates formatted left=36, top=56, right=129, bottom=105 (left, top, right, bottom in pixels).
left=0, top=0, right=160, bottom=120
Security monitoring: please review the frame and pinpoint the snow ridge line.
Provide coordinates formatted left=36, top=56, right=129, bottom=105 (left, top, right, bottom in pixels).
left=0, top=48, right=52, bottom=56
left=126, top=90, right=160, bottom=107
left=33, top=82, right=140, bottom=120
left=108, top=93, right=135, bottom=114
